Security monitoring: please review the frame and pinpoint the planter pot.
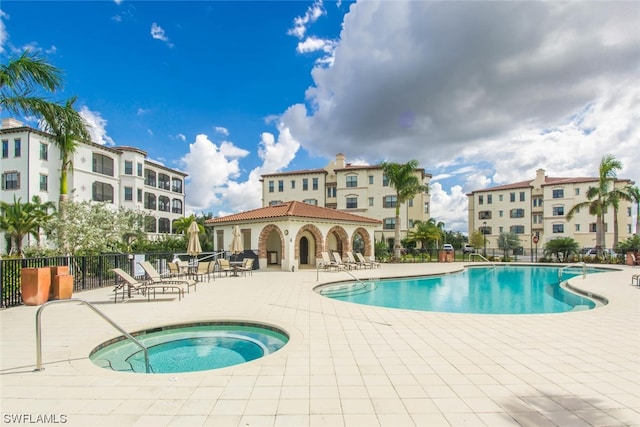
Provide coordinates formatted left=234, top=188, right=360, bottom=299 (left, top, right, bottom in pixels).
left=21, top=267, right=52, bottom=306
left=53, top=274, right=73, bottom=300
left=48, top=266, right=70, bottom=300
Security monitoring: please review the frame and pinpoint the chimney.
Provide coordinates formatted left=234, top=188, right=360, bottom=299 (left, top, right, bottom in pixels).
left=335, top=153, right=346, bottom=169
left=2, top=118, right=25, bottom=129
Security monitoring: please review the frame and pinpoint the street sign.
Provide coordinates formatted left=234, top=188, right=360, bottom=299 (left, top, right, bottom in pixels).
left=533, top=235, right=539, bottom=244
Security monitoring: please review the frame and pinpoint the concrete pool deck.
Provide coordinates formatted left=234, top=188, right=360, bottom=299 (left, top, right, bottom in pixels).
left=1, top=262, right=639, bottom=426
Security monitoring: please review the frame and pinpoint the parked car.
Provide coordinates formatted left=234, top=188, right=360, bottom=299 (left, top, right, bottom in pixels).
left=442, top=244, right=454, bottom=252
left=462, top=244, right=475, bottom=254
left=584, top=248, right=616, bottom=257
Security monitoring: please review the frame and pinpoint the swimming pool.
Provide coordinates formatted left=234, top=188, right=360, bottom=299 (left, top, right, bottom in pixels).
left=90, top=321, right=289, bottom=374
left=318, top=265, right=604, bottom=314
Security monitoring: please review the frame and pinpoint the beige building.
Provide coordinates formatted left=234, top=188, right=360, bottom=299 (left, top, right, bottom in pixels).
left=205, top=200, right=381, bottom=271
left=467, top=168, right=635, bottom=251
left=0, top=118, right=187, bottom=253
left=261, top=154, right=432, bottom=243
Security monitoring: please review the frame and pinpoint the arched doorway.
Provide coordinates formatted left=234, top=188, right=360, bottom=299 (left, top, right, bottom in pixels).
left=300, top=236, right=309, bottom=264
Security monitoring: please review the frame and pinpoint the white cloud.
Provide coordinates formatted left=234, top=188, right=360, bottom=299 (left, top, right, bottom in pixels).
left=0, top=10, right=8, bottom=54
left=279, top=1, right=640, bottom=231
left=288, top=0, right=325, bottom=39
left=79, top=106, right=115, bottom=146
left=215, top=126, right=229, bottom=136
left=151, top=22, right=172, bottom=47
left=176, top=133, right=186, bottom=142
left=429, top=183, right=469, bottom=233
left=136, top=108, right=149, bottom=116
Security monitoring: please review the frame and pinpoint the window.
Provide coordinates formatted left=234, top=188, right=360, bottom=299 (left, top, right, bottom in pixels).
left=144, top=193, right=156, bottom=210
left=172, top=199, right=183, bottom=214
left=124, top=187, right=133, bottom=201
left=575, top=224, right=580, bottom=232
left=487, top=195, right=492, bottom=204
left=369, top=175, right=374, bottom=185
left=479, top=211, right=491, bottom=220
left=589, top=223, right=597, bottom=232
left=424, top=202, right=429, bottom=214
left=408, top=198, right=413, bottom=207
left=278, top=180, right=284, bottom=192
left=268, top=181, right=274, bottom=193
left=499, top=210, right=504, bottom=217
left=137, top=163, right=143, bottom=177
left=575, top=188, right=580, bottom=196
left=369, top=197, right=374, bottom=206
left=137, top=189, right=143, bottom=202
left=303, top=198, right=318, bottom=205
left=312, top=177, right=318, bottom=191
left=14, top=139, right=21, bottom=157
left=510, top=192, right=516, bottom=202
left=382, top=174, right=389, bottom=187
left=346, top=175, right=357, bottom=188
left=1, top=140, right=7, bottom=158
left=510, top=208, right=525, bottom=218
left=533, top=197, right=543, bottom=207
left=144, top=169, right=156, bottom=187
left=38, top=174, right=47, bottom=192
left=124, top=161, right=133, bottom=175
left=552, top=223, right=564, bottom=233
left=291, top=180, right=295, bottom=189
left=145, top=217, right=156, bottom=233
left=479, top=225, right=491, bottom=235
left=158, top=218, right=171, bottom=233
left=92, top=182, right=114, bottom=202
left=552, top=189, right=564, bottom=198
left=627, top=207, right=631, bottom=216
left=303, top=178, right=308, bottom=191
left=92, top=153, right=114, bottom=176
left=2, top=171, right=20, bottom=190
left=533, top=214, right=543, bottom=224
left=383, top=195, right=397, bottom=208
left=499, top=194, right=504, bottom=202
left=171, top=178, right=183, bottom=193
left=510, top=225, right=525, bottom=234
left=499, top=226, right=504, bottom=233
left=269, top=200, right=283, bottom=206
left=383, top=218, right=396, bottom=230
left=158, top=173, right=170, bottom=190
left=552, top=206, right=564, bottom=216
left=39, top=143, right=48, bottom=160
left=478, top=195, right=484, bottom=205
left=327, top=186, right=336, bottom=198
left=408, top=219, right=414, bottom=228
left=158, top=196, right=170, bottom=211
left=346, top=197, right=358, bottom=209
left=519, top=191, right=525, bottom=202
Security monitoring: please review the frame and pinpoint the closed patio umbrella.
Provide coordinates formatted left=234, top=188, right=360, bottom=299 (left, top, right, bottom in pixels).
left=230, top=225, right=243, bottom=258
left=187, top=221, right=202, bottom=257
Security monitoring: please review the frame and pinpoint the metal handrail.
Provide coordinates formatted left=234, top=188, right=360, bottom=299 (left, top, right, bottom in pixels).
left=35, top=298, right=150, bottom=373
left=469, top=253, right=496, bottom=267
left=558, top=262, right=586, bottom=280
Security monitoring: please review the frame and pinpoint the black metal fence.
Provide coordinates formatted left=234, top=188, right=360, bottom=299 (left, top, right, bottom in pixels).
left=0, top=251, right=215, bottom=308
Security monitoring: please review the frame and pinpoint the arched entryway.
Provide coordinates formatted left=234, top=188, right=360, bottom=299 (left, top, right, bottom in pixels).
left=300, top=236, right=309, bottom=264
left=258, top=224, right=285, bottom=268
left=295, top=224, right=323, bottom=267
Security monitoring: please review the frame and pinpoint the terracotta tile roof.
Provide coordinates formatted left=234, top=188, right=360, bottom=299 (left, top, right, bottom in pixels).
left=469, top=176, right=631, bottom=194
left=205, top=201, right=381, bottom=225
left=261, top=169, right=327, bottom=178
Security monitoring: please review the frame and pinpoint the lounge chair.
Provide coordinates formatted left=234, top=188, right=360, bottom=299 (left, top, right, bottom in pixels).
left=111, top=268, right=185, bottom=303
left=332, top=252, right=351, bottom=270
left=321, top=251, right=342, bottom=271
left=138, top=261, right=197, bottom=293
left=357, top=253, right=381, bottom=268
left=346, top=252, right=365, bottom=269
left=217, top=258, right=233, bottom=277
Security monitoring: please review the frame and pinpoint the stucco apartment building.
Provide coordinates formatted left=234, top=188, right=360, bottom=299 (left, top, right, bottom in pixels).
left=467, top=168, right=635, bottom=252
left=260, top=153, right=432, bottom=243
left=0, top=118, right=187, bottom=253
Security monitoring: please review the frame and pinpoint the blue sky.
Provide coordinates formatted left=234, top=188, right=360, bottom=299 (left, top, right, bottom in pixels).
left=2, top=1, right=639, bottom=233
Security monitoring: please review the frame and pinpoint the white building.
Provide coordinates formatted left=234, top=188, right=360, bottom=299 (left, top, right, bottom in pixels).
left=261, top=153, right=432, bottom=244
left=467, top=168, right=635, bottom=251
left=0, top=118, right=187, bottom=253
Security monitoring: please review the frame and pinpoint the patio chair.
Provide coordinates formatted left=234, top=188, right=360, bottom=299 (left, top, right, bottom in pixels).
left=166, top=261, right=183, bottom=277
left=217, top=258, right=233, bottom=277
left=346, top=252, right=365, bottom=269
left=238, top=258, right=254, bottom=276
left=138, top=261, right=197, bottom=293
left=321, top=251, right=342, bottom=271
left=194, top=261, right=213, bottom=282
left=332, top=252, right=352, bottom=270
left=111, top=268, right=185, bottom=303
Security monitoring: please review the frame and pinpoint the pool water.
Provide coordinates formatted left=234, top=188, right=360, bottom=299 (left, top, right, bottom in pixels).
left=318, top=265, right=603, bottom=314
left=90, top=322, right=289, bottom=374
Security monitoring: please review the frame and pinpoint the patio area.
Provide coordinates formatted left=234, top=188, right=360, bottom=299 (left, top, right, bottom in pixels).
left=1, top=263, right=638, bottom=427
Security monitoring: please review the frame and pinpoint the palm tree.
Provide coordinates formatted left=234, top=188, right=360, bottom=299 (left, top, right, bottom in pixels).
left=38, top=97, right=91, bottom=207
left=626, top=185, right=640, bottom=235
left=173, top=215, right=204, bottom=235
left=567, top=155, right=622, bottom=254
left=381, top=160, right=428, bottom=260
left=0, top=50, right=63, bottom=117
left=497, top=231, right=521, bottom=261
left=406, top=219, right=444, bottom=253
left=0, top=196, right=56, bottom=255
